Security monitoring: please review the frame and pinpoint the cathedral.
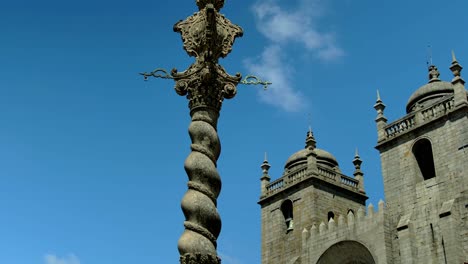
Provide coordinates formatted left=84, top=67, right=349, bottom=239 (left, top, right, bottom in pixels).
left=258, top=53, right=468, bottom=264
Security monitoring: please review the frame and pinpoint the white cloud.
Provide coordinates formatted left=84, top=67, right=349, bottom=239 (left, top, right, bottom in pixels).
left=244, top=45, right=306, bottom=112
left=247, top=0, right=343, bottom=112
left=44, top=254, right=80, bottom=264
left=219, top=252, right=242, bottom=264
left=252, top=0, right=343, bottom=60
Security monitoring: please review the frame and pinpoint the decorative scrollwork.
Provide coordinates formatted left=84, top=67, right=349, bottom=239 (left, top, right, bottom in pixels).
left=140, top=69, right=271, bottom=91
left=241, top=75, right=272, bottom=90
left=139, top=68, right=173, bottom=81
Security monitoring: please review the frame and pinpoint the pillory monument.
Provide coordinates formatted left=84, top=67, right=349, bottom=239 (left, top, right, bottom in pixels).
left=143, top=1, right=468, bottom=263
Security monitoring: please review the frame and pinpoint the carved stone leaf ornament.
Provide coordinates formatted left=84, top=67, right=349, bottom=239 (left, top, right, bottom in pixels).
left=172, top=2, right=243, bottom=112
left=173, top=7, right=243, bottom=60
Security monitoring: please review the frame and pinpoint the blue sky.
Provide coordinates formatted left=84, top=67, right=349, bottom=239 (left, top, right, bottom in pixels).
left=1, top=0, right=467, bottom=263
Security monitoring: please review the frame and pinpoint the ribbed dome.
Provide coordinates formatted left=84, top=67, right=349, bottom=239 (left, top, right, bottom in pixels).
left=406, top=80, right=453, bottom=113
left=406, top=65, right=455, bottom=113
left=284, top=148, right=339, bottom=170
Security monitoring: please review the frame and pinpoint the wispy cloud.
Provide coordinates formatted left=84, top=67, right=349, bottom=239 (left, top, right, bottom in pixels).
left=245, top=0, right=344, bottom=112
left=244, top=45, right=305, bottom=112
left=219, top=252, right=242, bottom=264
left=44, top=253, right=80, bottom=264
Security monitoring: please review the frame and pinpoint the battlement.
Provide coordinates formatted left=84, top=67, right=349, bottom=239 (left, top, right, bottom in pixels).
left=300, top=200, right=390, bottom=264
left=302, top=200, right=385, bottom=242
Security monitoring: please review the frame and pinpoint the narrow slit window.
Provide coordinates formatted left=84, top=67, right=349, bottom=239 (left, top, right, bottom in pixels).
left=412, top=139, right=436, bottom=180
left=281, top=200, right=294, bottom=232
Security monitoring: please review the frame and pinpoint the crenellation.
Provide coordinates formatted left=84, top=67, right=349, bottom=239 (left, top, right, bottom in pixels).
left=357, top=207, right=365, bottom=222
left=338, top=214, right=345, bottom=227
left=327, top=217, right=336, bottom=232
left=367, top=203, right=374, bottom=218
left=318, top=222, right=326, bottom=234
left=302, top=201, right=386, bottom=242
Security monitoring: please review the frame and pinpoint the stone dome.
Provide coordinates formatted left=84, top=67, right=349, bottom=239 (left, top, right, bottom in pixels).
left=406, top=65, right=454, bottom=113
left=406, top=80, right=453, bottom=113
left=284, top=148, right=339, bottom=170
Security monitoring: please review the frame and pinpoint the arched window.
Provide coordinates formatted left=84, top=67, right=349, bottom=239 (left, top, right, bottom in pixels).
left=281, top=200, right=294, bottom=232
left=327, top=211, right=335, bottom=221
left=412, top=138, right=436, bottom=180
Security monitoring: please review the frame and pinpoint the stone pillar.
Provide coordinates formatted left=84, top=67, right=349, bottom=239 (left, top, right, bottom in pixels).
left=171, top=1, right=244, bottom=263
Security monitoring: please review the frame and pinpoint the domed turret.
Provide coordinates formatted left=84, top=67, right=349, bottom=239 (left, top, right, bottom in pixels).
left=406, top=65, right=454, bottom=113
left=284, top=129, right=340, bottom=172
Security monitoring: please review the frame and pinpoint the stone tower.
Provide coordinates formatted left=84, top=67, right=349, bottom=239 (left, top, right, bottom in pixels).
left=375, top=53, right=468, bottom=263
left=258, top=130, right=371, bottom=264
left=258, top=53, right=467, bottom=264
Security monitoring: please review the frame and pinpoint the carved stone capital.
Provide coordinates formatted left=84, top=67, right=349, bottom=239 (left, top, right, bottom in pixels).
left=172, top=62, right=241, bottom=111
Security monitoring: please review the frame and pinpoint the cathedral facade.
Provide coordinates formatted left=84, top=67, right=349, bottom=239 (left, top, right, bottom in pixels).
left=258, top=54, right=468, bottom=264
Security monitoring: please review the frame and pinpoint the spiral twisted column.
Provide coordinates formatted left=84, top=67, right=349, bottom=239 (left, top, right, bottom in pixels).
left=170, top=1, right=243, bottom=263
left=179, top=108, right=221, bottom=264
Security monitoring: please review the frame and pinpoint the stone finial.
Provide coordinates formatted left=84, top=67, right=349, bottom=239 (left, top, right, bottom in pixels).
left=450, top=50, right=464, bottom=82
left=260, top=153, right=271, bottom=196
left=450, top=51, right=467, bottom=107
left=448, top=51, right=468, bottom=109
left=353, top=149, right=365, bottom=193
left=261, top=152, right=271, bottom=179
left=353, top=148, right=362, bottom=171
left=305, top=127, right=317, bottom=150
left=374, top=90, right=388, bottom=141
left=374, top=90, right=387, bottom=121
left=428, top=65, right=441, bottom=83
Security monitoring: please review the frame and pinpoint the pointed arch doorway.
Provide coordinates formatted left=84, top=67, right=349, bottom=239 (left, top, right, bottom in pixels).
left=316, top=240, right=375, bottom=264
